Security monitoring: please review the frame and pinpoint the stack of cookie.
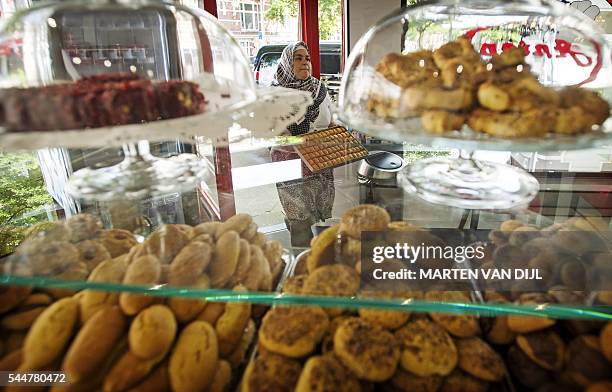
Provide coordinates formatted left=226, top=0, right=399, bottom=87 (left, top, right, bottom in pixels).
left=369, top=36, right=610, bottom=137
left=4, top=212, right=286, bottom=294
left=485, top=217, right=611, bottom=303
left=480, top=290, right=612, bottom=391
left=242, top=299, right=508, bottom=391
left=0, top=284, right=257, bottom=391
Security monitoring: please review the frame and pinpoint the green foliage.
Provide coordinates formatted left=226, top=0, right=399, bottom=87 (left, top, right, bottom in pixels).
left=0, top=151, right=54, bottom=256
left=265, top=0, right=341, bottom=40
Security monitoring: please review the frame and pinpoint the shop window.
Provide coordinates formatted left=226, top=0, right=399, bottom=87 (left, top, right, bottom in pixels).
left=239, top=2, right=261, bottom=31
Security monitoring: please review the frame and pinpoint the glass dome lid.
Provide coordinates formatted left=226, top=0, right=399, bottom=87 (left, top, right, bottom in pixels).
left=0, top=0, right=254, bottom=94
left=0, top=0, right=312, bottom=201
left=337, top=0, right=612, bottom=151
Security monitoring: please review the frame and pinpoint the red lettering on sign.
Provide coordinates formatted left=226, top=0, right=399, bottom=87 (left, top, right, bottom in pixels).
left=534, top=44, right=552, bottom=58
left=480, top=43, right=498, bottom=56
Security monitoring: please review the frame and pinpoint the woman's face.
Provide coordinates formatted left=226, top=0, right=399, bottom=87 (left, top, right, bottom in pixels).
left=292, top=48, right=311, bottom=80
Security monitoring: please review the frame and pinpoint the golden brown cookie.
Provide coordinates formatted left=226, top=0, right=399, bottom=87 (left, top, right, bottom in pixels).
left=104, top=350, right=159, bottom=392
left=169, top=321, right=218, bottom=392
left=208, top=230, right=240, bottom=288
left=75, top=240, right=111, bottom=271
left=295, top=355, right=361, bottom=392
left=194, top=221, right=221, bottom=237
left=507, top=293, right=556, bottom=333
left=424, top=291, right=480, bottom=338
left=456, top=337, right=505, bottom=382
left=394, top=319, right=457, bottom=377
left=241, top=352, right=302, bottom=392
left=216, top=213, right=253, bottom=239
left=259, top=306, right=329, bottom=358
left=282, top=275, right=308, bottom=295
left=358, top=291, right=416, bottom=330
left=333, top=317, right=400, bottom=382
left=168, top=241, right=212, bottom=286
left=241, top=222, right=259, bottom=242
left=62, top=305, right=126, bottom=383
left=516, top=330, right=565, bottom=371
left=128, top=361, right=170, bottom=392
left=421, top=110, right=466, bottom=134
left=303, top=264, right=360, bottom=297
left=242, top=244, right=269, bottom=291
left=196, top=302, right=225, bottom=325
left=119, top=255, right=161, bottom=316
left=216, top=293, right=252, bottom=357
left=167, top=276, right=210, bottom=323
left=389, top=368, right=443, bottom=392
left=227, top=239, right=252, bottom=288
left=207, top=359, right=231, bottom=392
left=21, top=297, right=79, bottom=371
left=440, top=369, right=490, bottom=392
left=99, top=229, right=138, bottom=258
left=339, top=205, right=390, bottom=239
left=79, top=256, right=129, bottom=323
left=129, top=305, right=177, bottom=360
left=144, top=225, right=190, bottom=264
left=225, top=319, right=256, bottom=369
left=1, top=304, right=47, bottom=331
left=306, top=224, right=339, bottom=273
left=65, top=213, right=103, bottom=243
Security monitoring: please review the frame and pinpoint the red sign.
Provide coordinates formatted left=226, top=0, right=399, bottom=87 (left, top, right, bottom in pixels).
left=466, top=27, right=602, bottom=85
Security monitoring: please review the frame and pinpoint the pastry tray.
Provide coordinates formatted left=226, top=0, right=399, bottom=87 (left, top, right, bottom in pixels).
left=294, top=126, right=368, bottom=173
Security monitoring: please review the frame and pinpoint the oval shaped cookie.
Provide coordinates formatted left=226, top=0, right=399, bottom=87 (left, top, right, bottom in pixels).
left=215, top=297, right=251, bottom=357
left=63, top=305, right=126, bottom=383
left=225, top=319, right=256, bottom=369
left=129, top=305, right=177, bottom=360
left=216, top=214, right=253, bottom=239
left=169, top=321, right=218, bottom=392
left=144, top=225, right=189, bottom=264
left=119, top=255, right=161, bottom=316
left=22, top=297, right=79, bottom=370
left=208, top=360, right=231, bottom=392
left=168, top=241, right=212, bottom=286
left=333, top=317, right=399, bottom=382
left=227, top=239, right=252, bottom=287
left=208, top=231, right=240, bottom=288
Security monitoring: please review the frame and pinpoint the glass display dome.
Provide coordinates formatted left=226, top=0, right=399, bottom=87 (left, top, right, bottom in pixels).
left=0, top=0, right=310, bottom=201
left=338, top=0, right=612, bottom=209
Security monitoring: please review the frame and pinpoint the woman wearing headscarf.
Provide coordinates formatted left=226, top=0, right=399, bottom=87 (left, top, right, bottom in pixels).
left=270, top=42, right=335, bottom=247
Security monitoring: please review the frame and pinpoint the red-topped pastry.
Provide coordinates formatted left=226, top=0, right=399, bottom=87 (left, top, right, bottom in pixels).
left=0, top=74, right=206, bottom=132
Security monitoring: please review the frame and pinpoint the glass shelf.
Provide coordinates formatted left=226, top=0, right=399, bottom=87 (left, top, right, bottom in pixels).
left=1, top=275, right=611, bottom=320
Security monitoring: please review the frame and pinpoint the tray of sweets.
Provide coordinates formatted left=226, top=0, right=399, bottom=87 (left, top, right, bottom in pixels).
left=294, top=126, right=368, bottom=172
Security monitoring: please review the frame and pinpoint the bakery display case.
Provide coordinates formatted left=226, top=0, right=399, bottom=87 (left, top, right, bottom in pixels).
left=0, top=0, right=611, bottom=391
left=338, top=0, right=612, bottom=210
